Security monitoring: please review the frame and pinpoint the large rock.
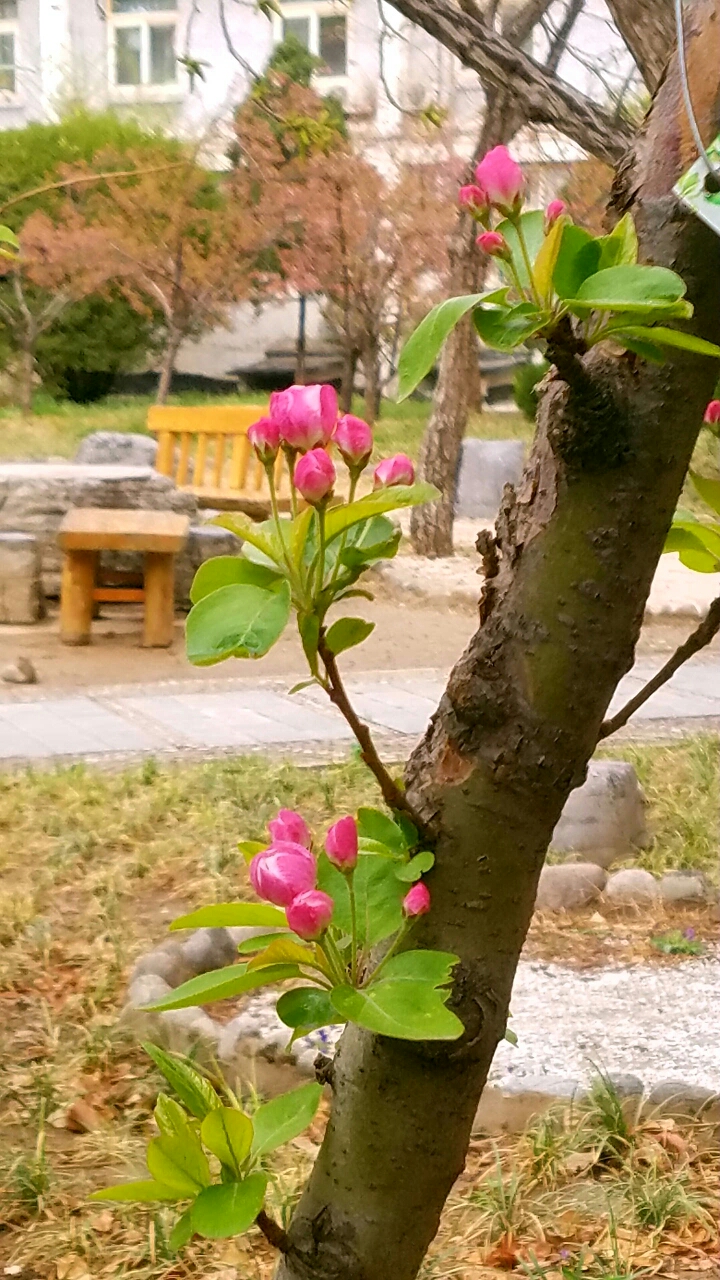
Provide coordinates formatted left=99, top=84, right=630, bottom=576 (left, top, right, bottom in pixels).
left=535, top=863, right=607, bottom=912
left=0, top=532, right=44, bottom=624
left=454, top=439, right=526, bottom=519
left=604, top=868, right=659, bottom=905
left=550, top=761, right=648, bottom=868
left=0, top=463, right=197, bottom=597
left=75, top=432, right=158, bottom=468
left=659, top=871, right=711, bottom=905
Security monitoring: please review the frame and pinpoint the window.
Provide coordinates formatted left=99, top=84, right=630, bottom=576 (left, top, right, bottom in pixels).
left=110, top=0, right=177, bottom=88
left=0, top=0, right=17, bottom=94
left=277, top=4, right=348, bottom=78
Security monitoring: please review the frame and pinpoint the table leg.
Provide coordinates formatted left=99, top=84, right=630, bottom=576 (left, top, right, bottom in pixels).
left=60, top=550, right=97, bottom=645
left=143, top=552, right=176, bottom=648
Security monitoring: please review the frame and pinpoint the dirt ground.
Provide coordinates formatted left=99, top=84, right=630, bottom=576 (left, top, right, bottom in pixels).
left=1, top=590, right=717, bottom=694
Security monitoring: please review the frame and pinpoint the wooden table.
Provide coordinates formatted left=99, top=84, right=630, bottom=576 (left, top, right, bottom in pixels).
left=58, top=508, right=190, bottom=648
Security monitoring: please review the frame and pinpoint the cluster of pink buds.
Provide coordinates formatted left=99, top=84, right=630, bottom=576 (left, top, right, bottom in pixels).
left=458, top=144, right=567, bottom=263
left=704, top=399, right=720, bottom=425
left=247, top=384, right=415, bottom=509
left=249, top=808, right=430, bottom=938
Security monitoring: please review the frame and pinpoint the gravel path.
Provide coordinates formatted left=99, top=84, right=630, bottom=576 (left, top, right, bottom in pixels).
left=238, top=955, right=720, bottom=1091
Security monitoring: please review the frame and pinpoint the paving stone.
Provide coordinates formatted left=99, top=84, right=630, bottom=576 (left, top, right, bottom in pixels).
left=2, top=657, right=38, bottom=684
left=454, top=439, right=526, bottom=519
left=605, top=868, right=660, bottom=905
left=550, top=762, right=648, bottom=868
left=0, top=532, right=43, bottom=624
left=535, top=863, right=607, bottom=912
left=0, top=697, right=166, bottom=758
left=473, top=1075, right=584, bottom=1135
left=659, top=871, right=711, bottom=904
left=181, top=927, right=238, bottom=974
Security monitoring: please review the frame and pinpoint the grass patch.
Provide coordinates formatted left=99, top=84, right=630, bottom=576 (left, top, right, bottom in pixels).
left=0, top=390, right=529, bottom=463
left=0, top=749, right=718, bottom=1278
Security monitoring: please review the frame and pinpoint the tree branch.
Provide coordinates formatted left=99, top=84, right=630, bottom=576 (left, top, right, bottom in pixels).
left=317, top=633, right=426, bottom=829
left=388, top=0, right=632, bottom=163
left=604, top=0, right=674, bottom=94
left=0, top=164, right=185, bottom=217
left=255, top=1209, right=290, bottom=1253
left=598, top=595, right=720, bottom=739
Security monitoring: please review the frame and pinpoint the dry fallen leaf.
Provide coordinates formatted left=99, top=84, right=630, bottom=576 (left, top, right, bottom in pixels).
left=65, top=1101, right=102, bottom=1134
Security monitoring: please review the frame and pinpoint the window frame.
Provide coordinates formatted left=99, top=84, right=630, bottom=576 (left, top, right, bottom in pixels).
left=0, top=1, right=18, bottom=99
left=108, top=1, right=180, bottom=95
left=273, top=1, right=349, bottom=85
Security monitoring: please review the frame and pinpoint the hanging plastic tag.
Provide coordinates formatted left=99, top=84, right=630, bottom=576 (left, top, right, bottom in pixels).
left=675, top=135, right=720, bottom=235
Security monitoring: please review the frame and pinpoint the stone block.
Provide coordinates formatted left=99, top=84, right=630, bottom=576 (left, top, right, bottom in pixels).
left=0, top=532, right=44, bottom=624
left=130, top=942, right=194, bottom=987
left=535, top=863, right=607, bottom=912
left=127, top=973, right=172, bottom=1008
left=551, top=761, right=648, bottom=868
left=75, top=432, right=158, bottom=468
left=180, top=926, right=238, bottom=974
left=159, top=1007, right=221, bottom=1057
left=473, top=1075, right=584, bottom=1136
left=659, top=871, right=711, bottom=905
left=643, top=1079, right=720, bottom=1123
left=605, top=868, right=659, bottom=905
left=454, top=439, right=526, bottom=520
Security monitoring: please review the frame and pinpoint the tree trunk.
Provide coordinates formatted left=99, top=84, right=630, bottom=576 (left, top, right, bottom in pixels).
left=275, top=9, right=720, bottom=1278
left=339, top=346, right=358, bottom=414
left=362, top=339, right=381, bottom=425
left=16, top=342, right=36, bottom=416
left=156, top=328, right=182, bottom=405
left=410, top=97, right=517, bottom=558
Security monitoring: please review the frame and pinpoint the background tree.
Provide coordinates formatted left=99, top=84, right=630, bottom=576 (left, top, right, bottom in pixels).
left=261, top=3, right=720, bottom=1277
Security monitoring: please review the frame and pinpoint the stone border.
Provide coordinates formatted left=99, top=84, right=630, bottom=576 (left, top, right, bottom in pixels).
left=122, top=919, right=720, bottom=1134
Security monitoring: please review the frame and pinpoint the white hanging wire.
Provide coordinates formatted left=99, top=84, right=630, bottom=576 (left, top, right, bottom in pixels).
left=674, top=0, right=720, bottom=190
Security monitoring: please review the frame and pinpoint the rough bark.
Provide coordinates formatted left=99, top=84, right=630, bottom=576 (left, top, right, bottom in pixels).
left=362, top=338, right=382, bottom=424
left=388, top=0, right=632, bottom=164
left=339, top=347, right=358, bottom=413
left=156, top=327, right=182, bottom=404
left=17, top=342, right=35, bottom=416
left=275, top=7, right=720, bottom=1278
left=605, top=0, right=675, bottom=93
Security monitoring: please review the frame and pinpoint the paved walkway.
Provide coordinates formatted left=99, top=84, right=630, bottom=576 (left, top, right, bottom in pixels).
left=2, top=656, right=720, bottom=766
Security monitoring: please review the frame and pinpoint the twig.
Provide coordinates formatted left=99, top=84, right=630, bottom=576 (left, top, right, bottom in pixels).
left=255, top=1208, right=290, bottom=1252
left=317, top=633, right=426, bottom=829
left=598, top=595, right=720, bottom=739
left=0, top=164, right=186, bottom=216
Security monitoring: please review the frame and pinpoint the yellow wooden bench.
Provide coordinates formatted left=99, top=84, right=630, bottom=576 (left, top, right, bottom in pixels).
left=148, top=405, right=292, bottom=519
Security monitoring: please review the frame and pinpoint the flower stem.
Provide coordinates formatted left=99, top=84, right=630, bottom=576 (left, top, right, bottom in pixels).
left=347, top=871, right=358, bottom=984
left=267, top=464, right=297, bottom=587
left=514, top=216, right=540, bottom=306
left=315, top=503, right=327, bottom=601
left=366, top=921, right=411, bottom=986
left=327, top=470, right=358, bottom=593
left=321, top=931, right=349, bottom=985
left=283, top=446, right=298, bottom=518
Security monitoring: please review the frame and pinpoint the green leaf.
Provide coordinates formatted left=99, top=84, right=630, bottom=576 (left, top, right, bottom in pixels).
left=168, top=1208, right=195, bottom=1252
left=473, top=302, right=545, bottom=351
left=143, top=1045, right=221, bottom=1120
left=567, top=264, right=687, bottom=315
left=357, top=807, right=407, bottom=853
left=324, top=484, right=440, bottom=543
left=237, top=841, right=267, bottom=864
left=212, top=515, right=279, bottom=565
left=190, top=1174, right=268, bottom=1239
left=317, top=852, right=405, bottom=948
left=331, top=980, right=463, bottom=1041
left=395, top=813, right=419, bottom=850
left=496, top=210, right=545, bottom=290
left=664, top=521, right=720, bottom=571
left=276, top=986, right=339, bottom=1036
left=251, top=1082, right=323, bottom=1157
left=288, top=678, right=319, bottom=695
left=616, top=325, right=720, bottom=359
left=533, top=216, right=566, bottom=301
left=290, top=506, right=315, bottom=569
left=236, top=930, right=294, bottom=953
left=325, top=617, right=375, bottom=655
left=190, top=557, right=283, bottom=605
left=553, top=225, right=601, bottom=300
left=395, top=851, right=435, bottom=882
left=144, top=963, right=301, bottom=1011
left=90, top=1180, right=182, bottom=1204
left=246, top=936, right=315, bottom=970
left=597, top=213, right=638, bottom=270
left=186, top=581, right=291, bottom=666
left=200, top=1108, right=253, bottom=1175
left=170, top=903, right=286, bottom=931
left=155, top=1093, right=190, bottom=1137
left=372, top=950, right=458, bottom=985
left=397, top=292, right=498, bottom=399
left=690, top=471, right=720, bottom=516
left=504, top=1026, right=519, bottom=1046
left=338, top=516, right=401, bottom=568
left=147, top=1133, right=210, bottom=1195
left=611, top=331, right=666, bottom=363
left=0, top=224, right=20, bottom=249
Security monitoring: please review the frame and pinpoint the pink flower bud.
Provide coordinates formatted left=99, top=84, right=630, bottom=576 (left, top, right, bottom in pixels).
left=325, top=815, right=358, bottom=871
left=372, top=453, right=415, bottom=489
left=294, top=447, right=336, bottom=505
left=704, top=399, right=720, bottom=424
left=545, top=199, right=567, bottom=229
left=402, top=882, right=431, bottom=918
left=475, top=145, right=526, bottom=213
left=334, top=414, right=373, bottom=468
left=249, top=843, right=316, bottom=908
left=476, top=230, right=509, bottom=259
left=286, top=889, right=334, bottom=940
left=270, top=384, right=338, bottom=451
left=458, top=183, right=487, bottom=213
left=268, top=808, right=312, bottom=848
left=248, top=416, right=281, bottom=463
